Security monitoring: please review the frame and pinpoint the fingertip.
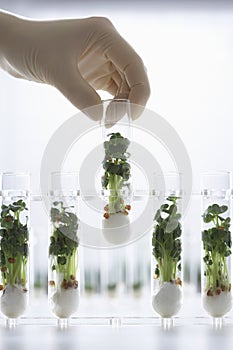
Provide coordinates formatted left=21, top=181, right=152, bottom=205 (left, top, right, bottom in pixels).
left=129, top=84, right=150, bottom=120
left=82, top=100, right=103, bottom=121
left=130, top=103, right=145, bottom=120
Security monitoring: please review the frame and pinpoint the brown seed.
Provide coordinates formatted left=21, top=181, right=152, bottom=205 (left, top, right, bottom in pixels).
left=67, top=281, right=73, bottom=288
left=207, top=289, right=213, bottom=297
left=104, top=205, right=109, bottom=212
left=221, top=285, right=226, bottom=292
left=176, top=278, right=182, bottom=286
left=104, top=212, right=109, bottom=219
left=123, top=210, right=128, bottom=215
left=8, top=257, right=16, bottom=264
left=61, top=280, right=67, bottom=288
left=216, top=288, right=221, bottom=295
left=70, top=274, right=75, bottom=280
left=23, top=288, right=28, bottom=293
left=125, top=205, right=131, bottom=211
left=1, top=266, right=6, bottom=272
left=0, top=285, right=4, bottom=291
left=49, top=280, right=55, bottom=286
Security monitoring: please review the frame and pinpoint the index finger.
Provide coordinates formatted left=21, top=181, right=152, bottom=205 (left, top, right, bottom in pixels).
left=106, top=30, right=150, bottom=119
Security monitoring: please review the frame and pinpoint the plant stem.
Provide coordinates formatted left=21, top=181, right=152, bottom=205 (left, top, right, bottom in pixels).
left=108, top=174, right=124, bottom=214
left=161, top=252, right=173, bottom=282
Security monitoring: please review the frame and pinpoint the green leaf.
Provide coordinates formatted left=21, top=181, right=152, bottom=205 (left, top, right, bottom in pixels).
left=57, top=256, right=67, bottom=265
left=154, top=266, right=160, bottom=277
left=154, top=209, right=161, bottom=222
left=0, top=229, right=6, bottom=237
left=50, top=207, right=60, bottom=222
left=209, top=204, right=220, bottom=214
left=53, top=201, right=61, bottom=206
left=203, top=213, right=213, bottom=223
left=160, top=204, right=169, bottom=211
left=101, top=173, right=109, bottom=189
left=169, top=204, right=177, bottom=215
left=165, top=218, right=179, bottom=233
left=167, top=196, right=179, bottom=203
left=219, top=205, right=228, bottom=214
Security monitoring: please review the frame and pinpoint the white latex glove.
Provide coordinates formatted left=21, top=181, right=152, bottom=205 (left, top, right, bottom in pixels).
left=0, top=11, right=150, bottom=120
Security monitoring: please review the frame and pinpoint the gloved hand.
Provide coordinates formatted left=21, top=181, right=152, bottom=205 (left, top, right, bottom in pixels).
left=0, top=11, right=150, bottom=120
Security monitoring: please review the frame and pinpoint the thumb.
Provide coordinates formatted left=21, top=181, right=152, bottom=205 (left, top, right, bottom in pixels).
left=54, top=65, right=102, bottom=121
